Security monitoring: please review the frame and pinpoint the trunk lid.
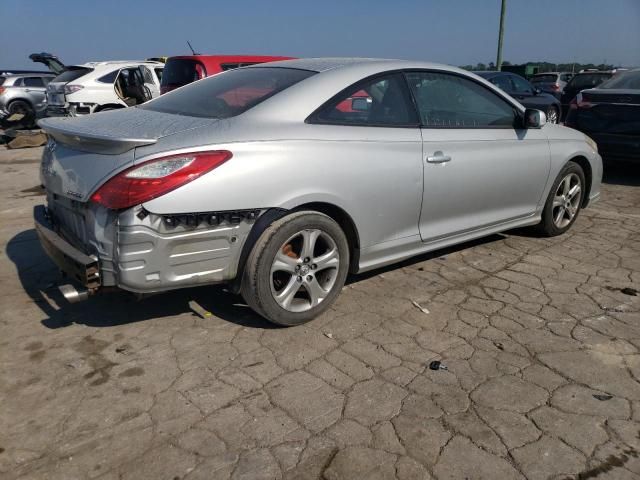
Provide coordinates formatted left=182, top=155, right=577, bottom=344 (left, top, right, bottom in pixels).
left=576, top=89, right=640, bottom=135
left=39, top=107, right=220, bottom=202
left=29, top=52, right=66, bottom=75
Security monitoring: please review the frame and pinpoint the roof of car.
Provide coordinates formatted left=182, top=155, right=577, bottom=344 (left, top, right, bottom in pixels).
left=250, top=57, right=463, bottom=74
left=79, top=61, right=163, bottom=68
left=0, top=71, right=55, bottom=77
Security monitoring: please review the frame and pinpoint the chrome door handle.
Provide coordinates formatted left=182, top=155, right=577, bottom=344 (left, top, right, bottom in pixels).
left=426, top=151, right=451, bottom=163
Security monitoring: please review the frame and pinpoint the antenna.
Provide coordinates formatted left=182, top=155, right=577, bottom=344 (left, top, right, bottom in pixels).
left=186, top=40, right=199, bottom=55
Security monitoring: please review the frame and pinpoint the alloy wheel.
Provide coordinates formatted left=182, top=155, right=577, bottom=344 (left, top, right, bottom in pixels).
left=552, top=173, right=581, bottom=228
left=270, top=229, right=340, bottom=312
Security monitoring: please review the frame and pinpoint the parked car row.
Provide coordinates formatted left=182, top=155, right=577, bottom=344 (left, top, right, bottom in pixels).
left=1, top=52, right=293, bottom=128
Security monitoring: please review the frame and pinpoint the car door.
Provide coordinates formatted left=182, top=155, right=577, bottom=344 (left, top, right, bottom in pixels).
left=22, top=77, right=48, bottom=114
left=139, top=66, right=159, bottom=99
left=405, top=71, right=550, bottom=242
left=305, top=72, right=423, bottom=249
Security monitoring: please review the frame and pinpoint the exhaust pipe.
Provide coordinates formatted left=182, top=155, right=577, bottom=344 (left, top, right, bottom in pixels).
left=59, top=284, right=90, bottom=303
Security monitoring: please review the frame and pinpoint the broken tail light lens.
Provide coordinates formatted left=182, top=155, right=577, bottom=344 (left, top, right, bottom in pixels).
left=90, top=150, right=232, bottom=210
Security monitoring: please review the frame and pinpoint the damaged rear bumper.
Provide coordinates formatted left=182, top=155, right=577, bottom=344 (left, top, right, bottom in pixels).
left=34, top=205, right=101, bottom=291
left=34, top=202, right=259, bottom=295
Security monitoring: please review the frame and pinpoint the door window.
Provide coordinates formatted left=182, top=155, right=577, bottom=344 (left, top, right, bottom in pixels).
left=154, top=68, right=163, bottom=82
left=510, top=75, right=533, bottom=94
left=406, top=71, right=517, bottom=128
left=310, top=73, right=418, bottom=126
left=23, top=77, right=45, bottom=88
left=490, top=75, right=513, bottom=93
left=140, top=66, right=154, bottom=84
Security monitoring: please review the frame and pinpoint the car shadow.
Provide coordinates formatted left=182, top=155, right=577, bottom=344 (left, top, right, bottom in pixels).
left=8, top=229, right=509, bottom=330
left=346, top=233, right=505, bottom=284
left=5, top=229, right=276, bottom=330
left=602, top=160, right=640, bottom=187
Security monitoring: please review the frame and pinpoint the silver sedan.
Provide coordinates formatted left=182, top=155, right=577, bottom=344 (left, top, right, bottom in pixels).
left=35, top=58, right=602, bottom=325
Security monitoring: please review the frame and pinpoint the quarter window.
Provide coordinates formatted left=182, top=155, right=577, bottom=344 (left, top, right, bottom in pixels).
left=406, top=72, right=517, bottom=128
left=310, top=73, right=418, bottom=126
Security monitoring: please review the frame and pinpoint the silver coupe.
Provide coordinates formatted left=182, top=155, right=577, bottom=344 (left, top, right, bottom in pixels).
left=35, top=58, right=602, bottom=325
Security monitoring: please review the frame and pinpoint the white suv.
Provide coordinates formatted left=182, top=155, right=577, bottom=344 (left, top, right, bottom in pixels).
left=45, top=61, right=163, bottom=116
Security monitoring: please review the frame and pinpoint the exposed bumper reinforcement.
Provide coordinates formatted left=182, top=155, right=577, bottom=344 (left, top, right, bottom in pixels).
left=34, top=205, right=101, bottom=291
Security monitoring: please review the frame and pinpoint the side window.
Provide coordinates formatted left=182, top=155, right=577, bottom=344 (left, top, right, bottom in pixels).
left=490, top=75, right=513, bottom=92
left=510, top=75, right=533, bottom=94
left=97, top=70, right=119, bottom=84
left=24, top=77, right=45, bottom=87
left=310, top=73, right=417, bottom=126
left=154, top=68, right=163, bottom=83
left=406, top=71, right=517, bottom=128
left=221, top=63, right=241, bottom=71
left=140, top=66, right=154, bottom=84
left=13, top=78, right=24, bottom=87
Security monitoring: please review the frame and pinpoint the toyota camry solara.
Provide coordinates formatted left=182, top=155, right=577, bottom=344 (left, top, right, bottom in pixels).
left=35, top=58, right=602, bottom=325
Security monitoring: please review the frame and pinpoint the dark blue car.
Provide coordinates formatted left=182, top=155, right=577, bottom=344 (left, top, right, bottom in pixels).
left=474, top=71, right=562, bottom=124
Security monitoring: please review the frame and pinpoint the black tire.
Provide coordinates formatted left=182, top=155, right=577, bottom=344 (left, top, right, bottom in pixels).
left=241, top=211, right=349, bottom=326
left=7, top=100, right=36, bottom=127
left=536, top=161, right=585, bottom=236
left=546, top=105, right=559, bottom=124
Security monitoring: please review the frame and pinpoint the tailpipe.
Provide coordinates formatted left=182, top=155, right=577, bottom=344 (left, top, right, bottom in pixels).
left=59, top=284, right=90, bottom=303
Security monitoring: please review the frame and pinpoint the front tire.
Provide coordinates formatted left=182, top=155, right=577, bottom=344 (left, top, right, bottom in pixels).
left=241, top=211, right=349, bottom=326
left=546, top=105, right=559, bottom=124
left=7, top=100, right=35, bottom=127
left=536, top=161, right=585, bottom=236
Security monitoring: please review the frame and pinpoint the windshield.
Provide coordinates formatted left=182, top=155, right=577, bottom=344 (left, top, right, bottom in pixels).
left=531, top=75, right=557, bottom=83
left=52, top=67, right=93, bottom=83
left=600, top=70, right=640, bottom=90
left=143, top=67, right=316, bottom=118
left=568, top=73, right=611, bottom=89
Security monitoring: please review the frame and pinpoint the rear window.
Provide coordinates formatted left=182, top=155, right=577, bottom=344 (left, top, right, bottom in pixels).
left=600, top=71, right=640, bottom=90
left=161, top=59, right=205, bottom=88
left=569, top=73, right=612, bottom=89
left=532, top=74, right=557, bottom=83
left=0, top=77, right=5, bottom=86
left=142, top=67, right=315, bottom=119
left=53, top=67, right=93, bottom=83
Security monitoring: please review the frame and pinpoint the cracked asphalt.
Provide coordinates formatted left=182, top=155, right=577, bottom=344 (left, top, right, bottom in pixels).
left=1, top=145, right=639, bottom=480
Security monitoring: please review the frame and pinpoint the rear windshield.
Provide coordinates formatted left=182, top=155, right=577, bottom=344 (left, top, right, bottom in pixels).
left=53, top=67, right=93, bottom=83
left=0, top=77, right=5, bottom=86
left=531, top=74, right=557, bottom=83
left=161, top=59, right=205, bottom=88
left=600, top=71, right=640, bottom=90
left=142, top=67, right=316, bottom=118
left=569, top=73, right=611, bottom=89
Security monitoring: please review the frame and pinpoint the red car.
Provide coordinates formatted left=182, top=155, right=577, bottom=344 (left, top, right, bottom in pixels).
left=160, top=55, right=293, bottom=94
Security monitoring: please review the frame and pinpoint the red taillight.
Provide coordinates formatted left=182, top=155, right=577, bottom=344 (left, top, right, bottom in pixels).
left=90, top=150, right=232, bottom=209
left=0, top=87, right=5, bottom=95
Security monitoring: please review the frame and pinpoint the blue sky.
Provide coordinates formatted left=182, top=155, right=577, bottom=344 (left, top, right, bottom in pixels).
left=1, top=0, right=639, bottom=69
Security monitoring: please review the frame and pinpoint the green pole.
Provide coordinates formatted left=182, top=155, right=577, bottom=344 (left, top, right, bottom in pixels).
left=496, top=0, right=507, bottom=71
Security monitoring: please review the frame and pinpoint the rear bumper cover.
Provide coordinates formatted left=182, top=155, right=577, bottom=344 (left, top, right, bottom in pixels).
left=34, top=203, right=259, bottom=294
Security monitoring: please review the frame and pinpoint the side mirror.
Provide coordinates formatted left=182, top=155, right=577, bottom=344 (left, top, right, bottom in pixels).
left=351, top=97, right=371, bottom=112
left=524, top=108, right=547, bottom=128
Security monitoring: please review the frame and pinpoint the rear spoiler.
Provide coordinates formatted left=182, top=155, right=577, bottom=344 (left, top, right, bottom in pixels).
left=39, top=118, right=157, bottom=155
